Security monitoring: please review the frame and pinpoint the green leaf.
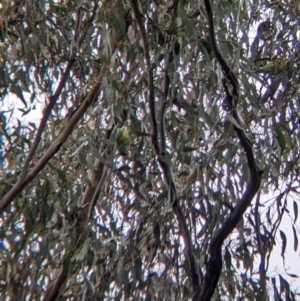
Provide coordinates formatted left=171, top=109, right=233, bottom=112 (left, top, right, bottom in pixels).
left=286, top=273, right=298, bottom=278
left=224, top=247, right=231, bottom=269
left=279, top=230, right=287, bottom=257
left=274, top=124, right=286, bottom=154
left=293, top=200, right=298, bottom=224
left=279, top=275, right=290, bottom=294
left=292, top=225, right=298, bottom=252
left=271, top=165, right=280, bottom=177
left=158, top=155, right=172, bottom=166
left=183, top=146, right=197, bottom=152
left=227, top=115, right=243, bottom=130
left=71, top=239, right=90, bottom=263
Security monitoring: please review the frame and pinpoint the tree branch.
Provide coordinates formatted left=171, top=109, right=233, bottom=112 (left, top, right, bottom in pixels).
left=18, top=4, right=94, bottom=183
left=203, top=0, right=239, bottom=96
left=41, top=2, right=158, bottom=298
left=129, top=0, right=201, bottom=294
left=194, top=1, right=263, bottom=300
left=0, top=72, right=106, bottom=212
left=43, top=126, right=114, bottom=301
left=42, top=258, right=70, bottom=301
left=19, top=59, right=75, bottom=182
left=0, top=0, right=101, bottom=212
left=127, top=0, right=159, bottom=154
left=254, top=193, right=267, bottom=300
left=76, top=128, right=115, bottom=237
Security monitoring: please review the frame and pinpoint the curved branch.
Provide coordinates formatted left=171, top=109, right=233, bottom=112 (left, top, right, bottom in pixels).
left=127, top=0, right=159, bottom=154
left=129, top=0, right=201, bottom=294
left=195, top=1, right=262, bottom=300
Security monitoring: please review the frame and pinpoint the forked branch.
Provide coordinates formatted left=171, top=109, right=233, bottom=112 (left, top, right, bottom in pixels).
left=0, top=2, right=99, bottom=212
left=0, top=72, right=106, bottom=212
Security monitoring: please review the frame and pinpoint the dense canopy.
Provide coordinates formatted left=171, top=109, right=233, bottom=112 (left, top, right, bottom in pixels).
left=1, top=0, right=300, bottom=300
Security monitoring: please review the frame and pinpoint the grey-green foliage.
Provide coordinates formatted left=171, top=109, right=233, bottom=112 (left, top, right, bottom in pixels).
left=0, top=0, right=300, bottom=300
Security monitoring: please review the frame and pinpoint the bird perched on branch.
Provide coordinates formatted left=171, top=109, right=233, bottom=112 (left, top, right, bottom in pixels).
left=116, top=127, right=131, bottom=156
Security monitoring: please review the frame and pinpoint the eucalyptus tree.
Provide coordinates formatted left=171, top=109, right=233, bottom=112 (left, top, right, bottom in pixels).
left=1, top=0, right=300, bottom=300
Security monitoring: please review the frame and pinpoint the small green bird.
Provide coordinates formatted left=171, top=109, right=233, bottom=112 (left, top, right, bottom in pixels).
left=116, top=128, right=131, bottom=155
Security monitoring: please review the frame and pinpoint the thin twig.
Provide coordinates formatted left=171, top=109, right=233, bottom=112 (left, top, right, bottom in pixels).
left=203, top=0, right=239, bottom=95
left=76, top=126, right=115, bottom=237
left=160, top=51, right=172, bottom=155
left=254, top=192, right=267, bottom=300
left=88, top=144, right=116, bottom=218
